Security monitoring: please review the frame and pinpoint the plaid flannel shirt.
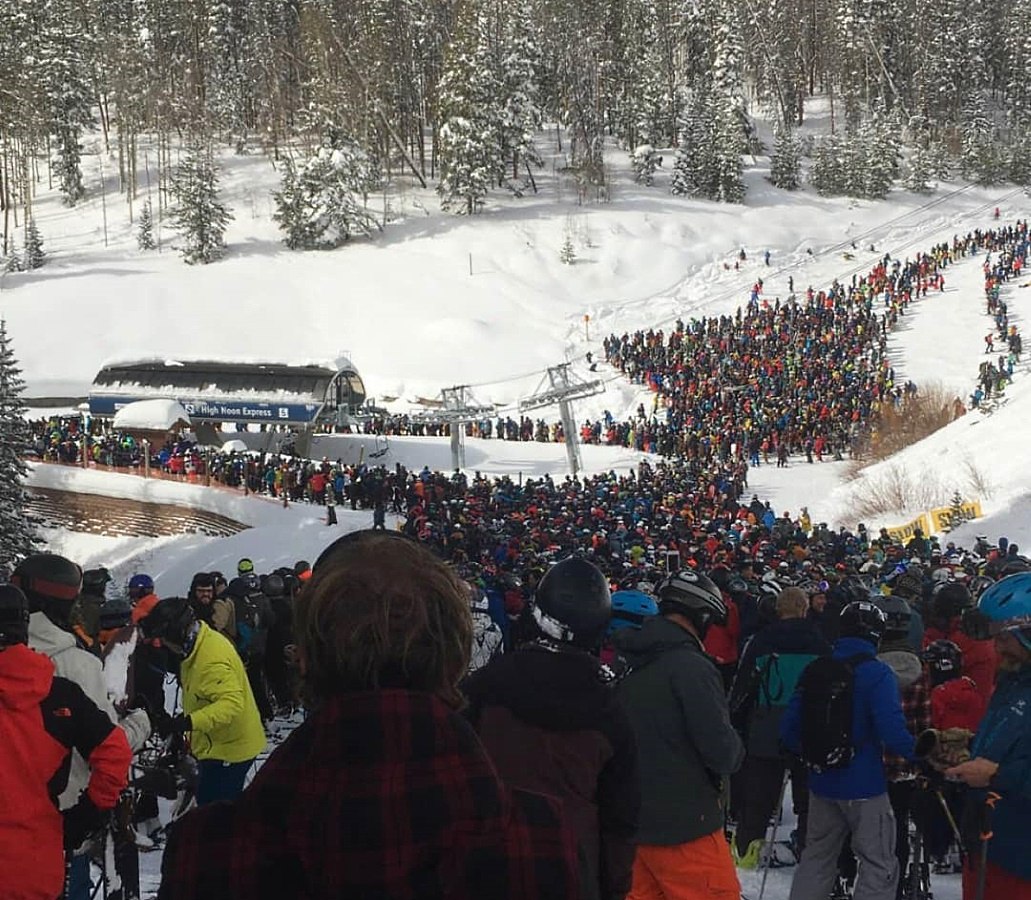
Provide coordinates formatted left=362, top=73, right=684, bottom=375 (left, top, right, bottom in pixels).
left=158, top=690, right=579, bottom=900
left=885, top=673, right=931, bottom=782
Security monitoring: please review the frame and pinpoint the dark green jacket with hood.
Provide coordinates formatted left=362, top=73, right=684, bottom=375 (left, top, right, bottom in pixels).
left=615, top=616, right=744, bottom=845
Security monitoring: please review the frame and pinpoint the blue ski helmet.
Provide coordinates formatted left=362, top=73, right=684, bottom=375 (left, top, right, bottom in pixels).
left=608, top=590, right=659, bottom=635
left=128, top=573, right=154, bottom=600
left=976, top=572, right=1031, bottom=651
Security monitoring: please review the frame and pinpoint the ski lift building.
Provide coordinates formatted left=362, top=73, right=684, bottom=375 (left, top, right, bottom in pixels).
left=88, top=358, right=366, bottom=427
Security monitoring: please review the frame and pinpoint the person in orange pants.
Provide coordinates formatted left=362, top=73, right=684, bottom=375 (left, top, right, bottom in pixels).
left=630, top=831, right=741, bottom=900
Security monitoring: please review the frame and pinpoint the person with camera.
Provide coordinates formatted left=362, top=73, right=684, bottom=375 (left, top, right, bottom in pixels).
left=0, top=583, right=131, bottom=900
left=944, top=573, right=1031, bottom=899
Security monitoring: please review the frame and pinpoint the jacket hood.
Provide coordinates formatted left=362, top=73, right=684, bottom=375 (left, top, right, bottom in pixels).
left=833, top=636, right=879, bottom=659
left=28, top=610, right=76, bottom=659
left=750, top=617, right=831, bottom=655
left=613, top=615, right=699, bottom=663
left=878, top=647, right=923, bottom=689
left=0, top=643, right=54, bottom=710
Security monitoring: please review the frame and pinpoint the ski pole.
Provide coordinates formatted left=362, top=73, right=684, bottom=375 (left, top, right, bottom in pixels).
left=758, top=769, right=791, bottom=900
left=934, top=788, right=967, bottom=866
left=975, top=791, right=1001, bottom=900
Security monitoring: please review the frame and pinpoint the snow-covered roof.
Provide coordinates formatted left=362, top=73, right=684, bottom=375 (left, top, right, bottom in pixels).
left=112, top=399, right=192, bottom=431
left=98, top=354, right=355, bottom=373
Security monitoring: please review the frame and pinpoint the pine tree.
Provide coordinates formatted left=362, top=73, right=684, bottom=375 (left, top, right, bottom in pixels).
left=273, top=143, right=382, bottom=249
left=945, top=490, right=967, bottom=532
left=2, top=249, right=22, bottom=274
left=168, top=145, right=233, bottom=264
left=769, top=124, right=800, bottom=190
left=500, top=2, right=543, bottom=180
left=0, top=320, right=38, bottom=568
left=671, top=90, right=715, bottom=198
left=810, top=135, right=845, bottom=196
left=560, top=234, right=576, bottom=264
left=137, top=200, right=156, bottom=250
left=23, top=219, right=45, bottom=270
left=437, top=1, right=504, bottom=214
left=711, top=14, right=747, bottom=203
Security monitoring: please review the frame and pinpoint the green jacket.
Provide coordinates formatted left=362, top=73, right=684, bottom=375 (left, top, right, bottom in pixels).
left=615, top=617, right=744, bottom=845
left=181, top=623, right=266, bottom=763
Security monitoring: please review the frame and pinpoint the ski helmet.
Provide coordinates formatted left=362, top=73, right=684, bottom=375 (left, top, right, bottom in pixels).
left=261, top=573, right=286, bottom=599
left=98, top=597, right=133, bottom=631
left=920, top=639, right=963, bottom=687
left=608, top=590, right=659, bottom=635
left=932, top=581, right=972, bottom=623
left=656, top=569, right=727, bottom=638
left=967, top=575, right=995, bottom=600
left=0, top=584, right=29, bottom=647
left=975, top=572, right=1031, bottom=651
left=237, top=558, right=255, bottom=575
left=533, top=557, right=612, bottom=649
left=11, top=554, right=82, bottom=606
left=891, top=569, right=924, bottom=601
left=839, top=600, right=888, bottom=648
left=128, top=573, right=154, bottom=600
left=873, top=594, right=912, bottom=640
left=726, top=575, right=751, bottom=598
left=81, top=567, right=112, bottom=596
left=138, top=596, right=196, bottom=654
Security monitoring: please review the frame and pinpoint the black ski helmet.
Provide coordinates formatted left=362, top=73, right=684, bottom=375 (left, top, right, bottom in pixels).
left=533, top=557, right=611, bottom=649
left=261, top=573, right=286, bottom=599
left=873, top=594, right=912, bottom=640
left=138, top=597, right=196, bottom=654
left=81, top=567, right=112, bottom=597
left=920, top=639, right=963, bottom=687
left=98, top=597, right=133, bottom=631
left=657, top=569, right=727, bottom=639
left=932, top=582, right=972, bottom=623
left=0, top=584, right=30, bottom=647
left=839, top=600, right=888, bottom=648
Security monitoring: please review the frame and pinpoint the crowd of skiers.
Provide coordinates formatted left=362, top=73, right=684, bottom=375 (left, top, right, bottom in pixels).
left=3, top=513, right=1029, bottom=899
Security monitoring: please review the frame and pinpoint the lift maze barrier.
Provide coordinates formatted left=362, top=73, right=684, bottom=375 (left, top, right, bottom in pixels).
left=883, top=500, right=984, bottom=542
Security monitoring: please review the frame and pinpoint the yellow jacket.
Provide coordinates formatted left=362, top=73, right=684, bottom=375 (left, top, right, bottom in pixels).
left=180, top=622, right=266, bottom=763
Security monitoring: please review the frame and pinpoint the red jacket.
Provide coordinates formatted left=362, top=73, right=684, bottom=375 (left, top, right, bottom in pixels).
left=159, top=690, right=578, bottom=900
left=923, top=621, right=997, bottom=704
left=0, top=644, right=131, bottom=900
left=704, top=596, right=741, bottom=665
left=930, top=676, right=988, bottom=732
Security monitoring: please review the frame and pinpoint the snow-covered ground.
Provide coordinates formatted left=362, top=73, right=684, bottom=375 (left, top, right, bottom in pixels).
left=13, top=110, right=1027, bottom=900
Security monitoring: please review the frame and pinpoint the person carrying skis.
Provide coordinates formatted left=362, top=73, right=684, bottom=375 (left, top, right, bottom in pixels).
left=946, top=573, right=1031, bottom=898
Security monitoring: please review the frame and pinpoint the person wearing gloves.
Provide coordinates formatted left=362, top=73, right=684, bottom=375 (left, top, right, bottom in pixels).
left=138, top=596, right=266, bottom=805
left=0, top=583, right=132, bottom=900
left=945, top=573, right=1031, bottom=899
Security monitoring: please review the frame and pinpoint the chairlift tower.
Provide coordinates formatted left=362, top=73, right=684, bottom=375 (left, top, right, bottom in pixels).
left=436, top=385, right=494, bottom=471
left=519, top=364, right=605, bottom=477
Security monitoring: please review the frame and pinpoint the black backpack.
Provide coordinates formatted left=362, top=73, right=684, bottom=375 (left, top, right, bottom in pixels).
left=797, top=653, right=871, bottom=773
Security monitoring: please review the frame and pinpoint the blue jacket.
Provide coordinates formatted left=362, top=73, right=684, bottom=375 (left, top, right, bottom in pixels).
left=781, top=637, right=916, bottom=800
left=970, top=667, right=1031, bottom=880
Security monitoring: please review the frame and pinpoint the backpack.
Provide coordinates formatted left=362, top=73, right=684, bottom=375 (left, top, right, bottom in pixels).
left=744, top=651, right=820, bottom=758
left=230, top=578, right=270, bottom=660
left=797, top=654, right=871, bottom=773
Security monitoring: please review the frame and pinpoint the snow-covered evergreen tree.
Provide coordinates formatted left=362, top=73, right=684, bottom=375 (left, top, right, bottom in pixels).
left=960, top=95, right=1005, bottom=186
left=859, top=106, right=899, bottom=199
left=168, top=145, right=233, bottom=264
left=810, top=134, right=845, bottom=196
left=904, top=142, right=933, bottom=193
left=2, top=249, right=22, bottom=274
left=710, top=14, right=747, bottom=203
left=671, top=89, right=714, bottom=198
left=437, top=1, right=504, bottom=214
left=0, top=320, right=38, bottom=569
left=23, top=219, right=45, bottom=270
left=769, top=124, right=800, bottom=190
left=137, top=201, right=156, bottom=250
left=1006, top=121, right=1031, bottom=186
left=500, top=2, right=542, bottom=179
left=630, top=145, right=661, bottom=186
left=273, top=143, right=382, bottom=249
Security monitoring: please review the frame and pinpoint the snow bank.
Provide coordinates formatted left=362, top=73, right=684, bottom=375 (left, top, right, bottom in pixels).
left=112, top=399, right=191, bottom=431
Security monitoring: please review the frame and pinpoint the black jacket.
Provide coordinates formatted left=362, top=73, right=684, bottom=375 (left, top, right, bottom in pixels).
left=464, top=645, right=639, bottom=900
left=614, top=617, right=744, bottom=845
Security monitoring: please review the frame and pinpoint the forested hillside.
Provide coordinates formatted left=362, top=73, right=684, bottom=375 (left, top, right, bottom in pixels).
left=2, top=0, right=1029, bottom=255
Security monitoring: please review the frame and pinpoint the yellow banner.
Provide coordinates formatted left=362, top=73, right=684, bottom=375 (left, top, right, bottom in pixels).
left=883, top=514, right=933, bottom=544
left=929, top=500, right=983, bottom=534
